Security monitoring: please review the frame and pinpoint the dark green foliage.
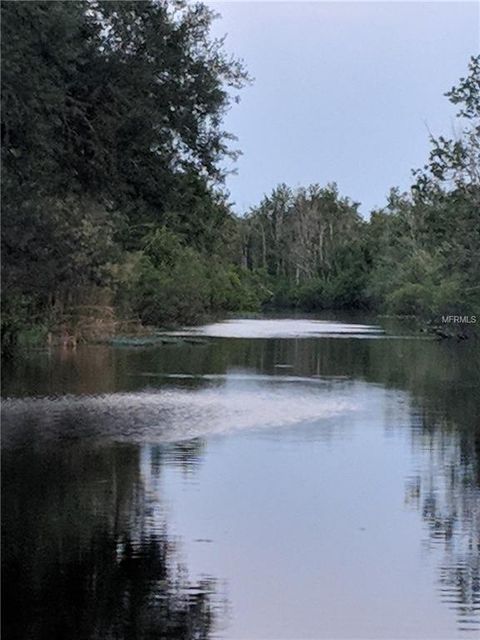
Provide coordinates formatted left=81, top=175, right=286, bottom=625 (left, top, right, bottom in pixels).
left=1, top=0, right=478, bottom=349
left=243, top=56, right=479, bottom=319
left=1, top=0, right=251, bottom=347
left=130, top=251, right=210, bottom=326
left=122, top=231, right=269, bottom=327
left=1, top=0, right=248, bottom=199
left=242, top=183, right=370, bottom=311
left=364, top=56, right=480, bottom=318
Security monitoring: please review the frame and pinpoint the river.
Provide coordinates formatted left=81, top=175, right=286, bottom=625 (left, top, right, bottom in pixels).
left=2, top=316, right=479, bottom=639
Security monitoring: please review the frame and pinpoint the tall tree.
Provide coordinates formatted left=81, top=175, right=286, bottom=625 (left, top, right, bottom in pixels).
left=1, top=1, right=249, bottom=344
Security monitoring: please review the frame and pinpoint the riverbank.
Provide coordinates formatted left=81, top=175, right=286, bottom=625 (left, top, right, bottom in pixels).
left=5, top=307, right=478, bottom=357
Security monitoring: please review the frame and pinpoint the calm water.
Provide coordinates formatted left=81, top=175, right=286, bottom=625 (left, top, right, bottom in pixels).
left=2, top=317, right=480, bottom=639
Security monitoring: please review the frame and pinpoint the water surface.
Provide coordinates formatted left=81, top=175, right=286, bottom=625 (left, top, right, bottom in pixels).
left=2, top=317, right=479, bottom=639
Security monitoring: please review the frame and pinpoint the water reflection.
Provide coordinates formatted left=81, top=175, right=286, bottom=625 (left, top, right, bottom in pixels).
left=165, top=317, right=384, bottom=338
left=2, top=318, right=479, bottom=637
left=409, top=415, right=480, bottom=632
left=2, top=438, right=219, bottom=640
left=2, top=378, right=386, bottom=450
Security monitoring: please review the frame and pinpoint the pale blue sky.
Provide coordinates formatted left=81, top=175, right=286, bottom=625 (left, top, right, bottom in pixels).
left=207, top=1, right=480, bottom=215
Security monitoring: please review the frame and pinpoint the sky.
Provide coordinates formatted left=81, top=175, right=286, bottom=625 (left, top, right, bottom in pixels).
left=206, top=1, right=480, bottom=215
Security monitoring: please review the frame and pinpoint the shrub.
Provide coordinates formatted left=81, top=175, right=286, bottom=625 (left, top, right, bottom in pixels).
left=386, top=283, right=434, bottom=316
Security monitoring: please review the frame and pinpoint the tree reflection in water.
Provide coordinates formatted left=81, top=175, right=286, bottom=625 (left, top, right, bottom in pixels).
left=2, top=330, right=480, bottom=636
left=407, top=412, right=480, bottom=633
left=2, top=435, right=219, bottom=640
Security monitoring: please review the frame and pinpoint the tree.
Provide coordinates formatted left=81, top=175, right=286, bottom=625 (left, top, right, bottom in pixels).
left=243, top=183, right=368, bottom=309
left=1, top=1, right=250, bottom=346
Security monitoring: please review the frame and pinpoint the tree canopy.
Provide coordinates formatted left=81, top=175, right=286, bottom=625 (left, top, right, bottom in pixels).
left=1, top=1, right=478, bottom=350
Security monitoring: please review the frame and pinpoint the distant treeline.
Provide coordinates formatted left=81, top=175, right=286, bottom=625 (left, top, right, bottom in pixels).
left=2, top=1, right=479, bottom=350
